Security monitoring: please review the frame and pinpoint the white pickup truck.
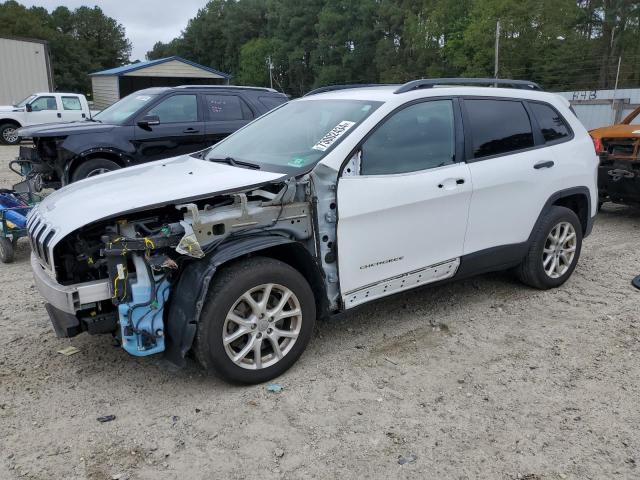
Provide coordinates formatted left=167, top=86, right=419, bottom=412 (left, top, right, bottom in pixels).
left=0, top=92, right=95, bottom=145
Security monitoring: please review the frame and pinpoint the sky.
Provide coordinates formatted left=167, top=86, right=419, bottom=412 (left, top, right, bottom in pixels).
left=18, top=0, right=206, bottom=61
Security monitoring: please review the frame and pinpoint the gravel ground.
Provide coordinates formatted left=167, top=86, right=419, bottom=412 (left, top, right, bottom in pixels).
left=0, top=144, right=639, bottom=480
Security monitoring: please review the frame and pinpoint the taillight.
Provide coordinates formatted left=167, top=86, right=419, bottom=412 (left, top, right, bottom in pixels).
left=592, top=137, right=604, bottom=154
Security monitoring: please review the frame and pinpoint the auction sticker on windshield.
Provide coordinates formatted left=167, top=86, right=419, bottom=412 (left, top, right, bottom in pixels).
left=312, top=121, right=356, bottom=152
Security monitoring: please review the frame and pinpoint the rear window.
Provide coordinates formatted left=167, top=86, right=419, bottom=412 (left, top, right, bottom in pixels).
left=62, top=96, right=82, bottom=111
left=258, top=95, right=287, bottom=111
left=205, top=94, right=252, bottom=121
left=465, top=99, right=534, bottom=159
left=529, top=102, right=571, bottom=143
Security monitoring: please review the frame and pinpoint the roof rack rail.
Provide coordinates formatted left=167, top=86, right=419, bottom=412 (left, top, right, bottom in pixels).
left=394, top=78, right=542, bottom=94
left=175, top=85, right=278, bottom=93
left=304, top=84, right=391, bottom=97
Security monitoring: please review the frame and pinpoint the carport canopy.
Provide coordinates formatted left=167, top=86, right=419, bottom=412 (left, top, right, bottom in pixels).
left=89, top=56, right=232, bottom=110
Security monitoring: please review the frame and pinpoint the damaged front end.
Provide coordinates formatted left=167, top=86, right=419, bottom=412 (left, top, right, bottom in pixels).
left=11, top=138, right=70, bottom=192
left=30, top=177, right=314, bottom=362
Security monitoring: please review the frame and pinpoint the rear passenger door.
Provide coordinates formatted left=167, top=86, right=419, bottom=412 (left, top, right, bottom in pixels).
left=462, top=98, right=566, bottom=255
left=60, top=96, right=86, bottom=122
left=202, top=94, right=254, bottom=146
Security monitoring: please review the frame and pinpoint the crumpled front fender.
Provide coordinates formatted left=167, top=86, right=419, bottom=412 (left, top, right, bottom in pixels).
left=164, top=235, right=295, bottom=366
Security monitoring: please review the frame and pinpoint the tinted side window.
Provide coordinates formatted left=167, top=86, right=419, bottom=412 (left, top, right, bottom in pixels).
left=147, top=95, right=198, bottom=123
left=31, top=96, right=57, bottom=111
left=529, top=102, right=571, bottom=142
left=62, top=96, right=82, bottom=110
left=205, top=95, right=251, bottom=121
left=466, top=99, right=534, bottom=158
left=361, top=100, right=455, bottom=175
left=258, top=95, right=287, bottom=111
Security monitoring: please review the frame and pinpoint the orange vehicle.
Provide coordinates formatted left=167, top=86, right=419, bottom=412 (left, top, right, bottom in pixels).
left=590, top=106, right=640, bottom=207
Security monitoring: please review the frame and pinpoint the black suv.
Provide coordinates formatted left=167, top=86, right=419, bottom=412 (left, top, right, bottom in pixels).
left=15, top=86, right=288, bottom=189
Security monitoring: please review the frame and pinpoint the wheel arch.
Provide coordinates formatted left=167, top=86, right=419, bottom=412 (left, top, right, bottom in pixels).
left=65, top=148, right=129, bottom=183
left=164, top=236, right=325, bottom=367
left=0, top=118, right=22, bottom=128
left=544, top=187, right=592, bottom=237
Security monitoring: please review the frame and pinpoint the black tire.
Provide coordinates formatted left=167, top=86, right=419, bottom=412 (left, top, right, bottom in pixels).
left=516, top=206, right=583, bottom=289
left=0, top=123, right=21, bottom=145
left=0, top=237, right=15, bottom=263
left=71, top=158, right=120, bottom=182
left=195, top=256, right=316, bottom=384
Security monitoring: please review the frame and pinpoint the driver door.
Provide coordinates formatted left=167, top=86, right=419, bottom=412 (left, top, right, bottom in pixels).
left=26, top=95, right=60, bottom=125
left=133, top=94, right=206, bottom=162
left=337, top=98, right=472, bottom=306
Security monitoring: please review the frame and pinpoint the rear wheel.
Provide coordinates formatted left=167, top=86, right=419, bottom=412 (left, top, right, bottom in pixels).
left=71, top=158, right=120, bottom=182
left=195, top=257, right=316, bottom=384
left=516, top=206, right=583, bottom=289
left=0, top=123, right=21, bottom=145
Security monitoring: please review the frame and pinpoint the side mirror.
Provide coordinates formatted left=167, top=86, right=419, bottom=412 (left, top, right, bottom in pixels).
left=25, top=104, right=32, bottom=112
left=138, top=115, right=160, bottom=128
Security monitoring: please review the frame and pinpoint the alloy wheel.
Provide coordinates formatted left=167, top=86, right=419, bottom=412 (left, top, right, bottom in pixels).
left=222, top=283, right=302, bottom=370
left=86, top=168, right=111, bottom=177
left=2, top=127, right=18, bottom=144
left=542, top=221, right=577, bottom=278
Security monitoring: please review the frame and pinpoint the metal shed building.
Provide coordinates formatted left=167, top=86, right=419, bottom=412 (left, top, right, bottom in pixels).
left=90, top=56, right=232, bottom=110
left=0, top=36, right=54, bottom=105
left=557, top=88, right=640, bottom=130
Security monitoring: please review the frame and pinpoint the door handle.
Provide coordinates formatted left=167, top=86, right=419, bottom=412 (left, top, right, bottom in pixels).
left=57, top=113, right=61, bottom=118
left=183, top=128, right=199, bottom=134
left=534, top=160, right=554, bottom=169
left=438, top=178, right=466, bottom=189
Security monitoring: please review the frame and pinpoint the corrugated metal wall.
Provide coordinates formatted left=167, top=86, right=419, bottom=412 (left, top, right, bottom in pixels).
left=91, top=76, right=120, bottom=110
left=123, top=60, right=225, bottom=78
left=0, top=37, right=52, bottom=105
left=556, top=88, right=640, bottom=130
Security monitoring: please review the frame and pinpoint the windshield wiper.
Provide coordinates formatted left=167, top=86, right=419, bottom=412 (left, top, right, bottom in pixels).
left=208, top=156, right=261, bottom=170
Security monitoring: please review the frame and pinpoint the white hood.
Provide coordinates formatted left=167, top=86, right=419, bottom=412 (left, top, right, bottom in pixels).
left=30, top=154, right=286, bottom=245
left=0, top=105, right=21, bottom=111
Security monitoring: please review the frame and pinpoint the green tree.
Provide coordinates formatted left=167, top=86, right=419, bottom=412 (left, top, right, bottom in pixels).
left=238, top=38, right=276, bottom=86
left=144, top=0, right=640, bottom=94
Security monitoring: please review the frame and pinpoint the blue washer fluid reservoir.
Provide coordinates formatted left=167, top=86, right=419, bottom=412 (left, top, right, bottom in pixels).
left=118, top=255, right=171, bottom=357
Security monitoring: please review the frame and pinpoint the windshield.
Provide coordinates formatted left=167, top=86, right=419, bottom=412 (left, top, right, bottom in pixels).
left=206, top=99, right=382, bottom=172
left=93, top=92, right=158, bottom=124
left=14, top=95, right=36, bottom=108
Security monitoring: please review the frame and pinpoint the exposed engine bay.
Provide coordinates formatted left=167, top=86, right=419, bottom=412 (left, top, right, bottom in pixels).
left=35, top=178, right=314, bottom=357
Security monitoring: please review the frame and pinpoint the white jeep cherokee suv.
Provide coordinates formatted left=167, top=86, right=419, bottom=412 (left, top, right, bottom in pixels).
left=28, top=78, right=598, bottom=384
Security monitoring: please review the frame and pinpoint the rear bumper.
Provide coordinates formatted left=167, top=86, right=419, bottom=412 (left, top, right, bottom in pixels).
left=31, top=253, right=110, bottom=314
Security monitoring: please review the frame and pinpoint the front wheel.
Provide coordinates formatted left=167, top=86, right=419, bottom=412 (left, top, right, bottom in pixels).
left=0, top=237, right=15, bottom=263
left=0, top=124, right=21, bottom=145
left=195, top=257, right=316, bottom=384
left=71, top=158, right=120, bottom=182
left=516, top=206, right=583, bottom=289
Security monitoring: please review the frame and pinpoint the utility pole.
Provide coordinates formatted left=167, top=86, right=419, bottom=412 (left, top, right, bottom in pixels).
left=494, top=20, right=501, bottom=83
left=611, top=55, right=622, bottom=123
left=266, top=55, right=274, bottom=90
